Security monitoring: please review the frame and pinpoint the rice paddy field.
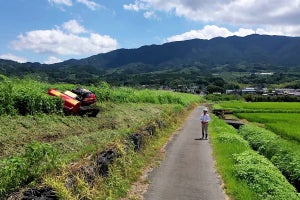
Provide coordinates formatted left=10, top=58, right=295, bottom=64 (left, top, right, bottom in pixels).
left=216, top=101, right=300, bottom=113
left=236, top=112, right=300, bottom=142
left=217, top=101, right=300, bottom=142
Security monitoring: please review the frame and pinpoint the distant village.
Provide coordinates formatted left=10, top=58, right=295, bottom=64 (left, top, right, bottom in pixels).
left=226, top=88, right=300, bottom=96
left=160, top=85, right=300, bottom=96
left=157, top=71, right=300, bottom=96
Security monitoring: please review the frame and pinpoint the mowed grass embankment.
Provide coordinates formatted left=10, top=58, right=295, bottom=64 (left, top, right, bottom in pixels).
left=0, top=77, right=202, bottom=199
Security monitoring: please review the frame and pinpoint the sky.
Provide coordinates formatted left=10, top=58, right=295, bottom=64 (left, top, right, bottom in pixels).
left=0, top=0, right=300, bottom=64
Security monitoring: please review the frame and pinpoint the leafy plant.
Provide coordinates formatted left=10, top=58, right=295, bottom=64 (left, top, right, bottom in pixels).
left=0, top=141, right=59, bottom=196
left=233, top=150, right=299, bottom=200
left=239, top=125, right=300, bottom=190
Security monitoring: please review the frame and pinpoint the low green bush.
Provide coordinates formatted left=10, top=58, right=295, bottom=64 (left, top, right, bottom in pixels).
left=233, top=150, right=299, bottom=200
left=239, top=124, right=300, bottom=190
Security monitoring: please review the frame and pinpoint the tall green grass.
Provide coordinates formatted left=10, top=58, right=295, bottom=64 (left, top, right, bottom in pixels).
left=89, top=83, right=201, bottom=106
left=0, top=78, right=201, bottom=116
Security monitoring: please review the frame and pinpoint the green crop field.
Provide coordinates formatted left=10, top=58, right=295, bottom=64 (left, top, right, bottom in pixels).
left=236, top=113, right=300, bottom=142
left=214, top=100, right=300, bottom=196
left=210, top=117, right=299, bottom=199
left=217, top=101, right=300, bottom=113
left=216, top=101, right=300, bottom=142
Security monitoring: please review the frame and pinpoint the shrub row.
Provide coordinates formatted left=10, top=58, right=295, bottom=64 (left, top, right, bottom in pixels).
left=210, top=117, right=299, bottom=199
left=233, top=150, right=299, bottom=200
left=239, top=124, right=300, bottom=191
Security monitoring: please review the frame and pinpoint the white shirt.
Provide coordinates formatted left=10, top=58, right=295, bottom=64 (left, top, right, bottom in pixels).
left=200, top=113, right=211, bottom=123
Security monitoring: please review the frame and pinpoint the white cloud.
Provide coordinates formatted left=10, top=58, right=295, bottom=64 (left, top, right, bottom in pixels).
left=49, top=0, right=101, bottom=10
left=76, top=0, right=100, bottom=10
left=143, top=11, right=158, bottom=19
left=166, top=24, right=300, bottom=42
left=44, top=56, right=63, bottom=64
left=62, top=20, right=86, bottom=34
left=11, top=21, right=118, bottom=56
left=166, top=25, right=255, bottom=42
left=0, top=53, right=27, bottom=63
left=48, top=0, right=72, bottom=6
left=124, top=0, right=300, bottom=36
left=123, top=1, right=148, bottom=11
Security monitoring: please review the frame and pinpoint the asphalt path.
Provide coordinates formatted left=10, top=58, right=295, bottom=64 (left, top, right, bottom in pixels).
left=144, top=106, right=227, bottom=200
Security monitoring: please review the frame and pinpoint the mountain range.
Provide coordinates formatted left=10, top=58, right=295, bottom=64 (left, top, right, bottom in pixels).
left=1, top=34, right=300, bottom=87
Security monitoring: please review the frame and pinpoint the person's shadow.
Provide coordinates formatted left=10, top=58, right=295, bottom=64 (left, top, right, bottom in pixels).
left=194, top=138, right=207, bottom=140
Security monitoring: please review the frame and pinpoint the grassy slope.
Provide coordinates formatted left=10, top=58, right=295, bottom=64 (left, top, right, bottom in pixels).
left=0, top=102, right=175, bottom=160
left=0, top=78, right=204, bottom=198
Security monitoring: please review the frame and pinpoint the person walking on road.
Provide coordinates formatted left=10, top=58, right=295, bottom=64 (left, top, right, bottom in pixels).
left=200, top=107, right=211, bottom=139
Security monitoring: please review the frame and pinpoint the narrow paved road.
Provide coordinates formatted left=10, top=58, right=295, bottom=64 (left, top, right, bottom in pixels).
left=144, top=106, right=227, bottom=200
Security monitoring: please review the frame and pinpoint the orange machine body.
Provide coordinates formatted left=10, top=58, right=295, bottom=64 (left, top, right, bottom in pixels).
left=48, top=88, right=81, bottom=114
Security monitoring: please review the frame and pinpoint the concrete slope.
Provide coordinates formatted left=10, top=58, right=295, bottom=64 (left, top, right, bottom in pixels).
left=144, top=106, right=227, bottom=200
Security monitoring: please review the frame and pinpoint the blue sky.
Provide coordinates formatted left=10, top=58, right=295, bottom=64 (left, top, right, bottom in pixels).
left=0, top=0, right=300, bottom=64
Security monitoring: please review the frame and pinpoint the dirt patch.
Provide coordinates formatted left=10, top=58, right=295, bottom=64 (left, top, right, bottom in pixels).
left=39, top=133, right=61, bottom=142
left=7, top=187, right=58, bottom=200
left=0, top=142, right=4, bottom=150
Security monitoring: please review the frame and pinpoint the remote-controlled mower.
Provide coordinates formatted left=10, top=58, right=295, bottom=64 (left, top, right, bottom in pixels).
left=48, top=88, right=100, bottom=117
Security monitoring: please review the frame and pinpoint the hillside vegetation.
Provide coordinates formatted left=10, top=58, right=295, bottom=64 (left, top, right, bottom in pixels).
left=1, top=34, right=300, bottom=88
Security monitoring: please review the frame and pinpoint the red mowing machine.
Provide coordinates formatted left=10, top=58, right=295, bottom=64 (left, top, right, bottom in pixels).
left=48, top=88, right=100, bottom=117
